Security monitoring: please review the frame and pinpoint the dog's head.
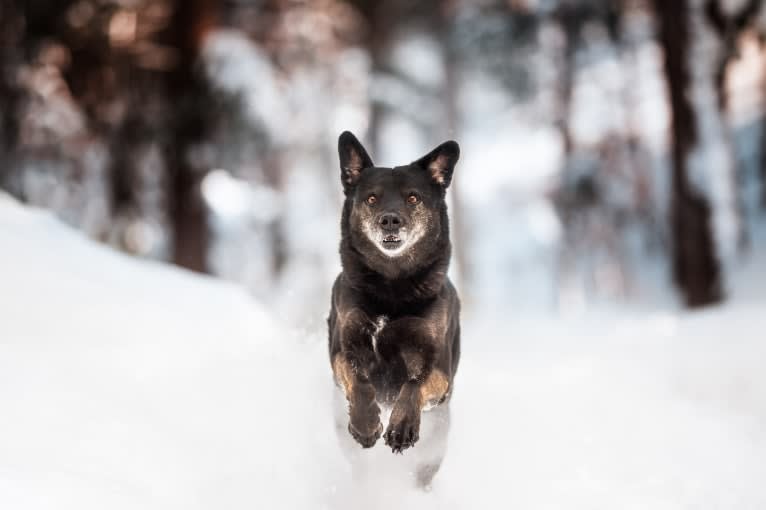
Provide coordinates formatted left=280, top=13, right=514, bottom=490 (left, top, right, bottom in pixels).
left=338, top=131, right=459, bottom=277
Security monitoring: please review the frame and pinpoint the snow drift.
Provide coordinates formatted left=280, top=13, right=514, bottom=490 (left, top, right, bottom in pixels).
left=1, top=193, right=765, bottom=509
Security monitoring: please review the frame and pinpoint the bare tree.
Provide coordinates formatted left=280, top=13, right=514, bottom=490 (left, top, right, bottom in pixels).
left=653, top=0, right=723, bottom=307
left=704, top=0, right=762, bottom=248
left=160, top=0, right=219, bottom=272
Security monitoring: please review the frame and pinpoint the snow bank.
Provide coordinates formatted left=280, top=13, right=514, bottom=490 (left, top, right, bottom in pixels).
left=1, top=193, right=765, bottom=509
left=0, top=193, right=322, bottom=509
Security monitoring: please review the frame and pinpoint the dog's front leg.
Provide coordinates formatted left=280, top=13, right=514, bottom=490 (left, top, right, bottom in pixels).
left=380, top=319, right=450, bottom=454
left=385, top=379, right=422, bottom=453
left=333, top=309, right=383, bottom=448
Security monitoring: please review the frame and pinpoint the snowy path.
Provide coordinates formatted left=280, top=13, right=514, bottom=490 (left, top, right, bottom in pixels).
left=1, top=194, right=765, bottom=509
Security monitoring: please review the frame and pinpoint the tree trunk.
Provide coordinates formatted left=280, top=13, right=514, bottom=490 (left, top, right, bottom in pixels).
left=363, top=4, right=392, bottom=157
left=704, top=0, right=762, bottom=248
left=0, top=1, right=22, bottom=188
left=438, top=7, right=471, bottom=300
left=162, top=0, right=218, bottom=273
left=762, top=67, right=766, bottom=210
left=653, top=0, right=723, bottom=307
left=550, top=7, right=581, bottom=311
left=554, top=9, right=577, bottom=158
left=762, top=71, right=766, bottom=209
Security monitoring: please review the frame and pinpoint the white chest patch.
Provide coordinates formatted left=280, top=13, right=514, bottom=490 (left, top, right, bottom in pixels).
left=371, top=315, right=388, bottom=355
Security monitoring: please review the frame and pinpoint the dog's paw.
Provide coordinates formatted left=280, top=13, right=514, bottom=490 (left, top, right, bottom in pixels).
left=348, top=419, right=383, bottom=448
left=383, top=412, right=420, bottom=454
left=348, top=397, right=383, bottom=448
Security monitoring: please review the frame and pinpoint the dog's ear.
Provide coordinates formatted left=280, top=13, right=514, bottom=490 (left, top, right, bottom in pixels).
left=338, top=131, right=374, bottom=194
left=413, top=140, right=460, bottom=188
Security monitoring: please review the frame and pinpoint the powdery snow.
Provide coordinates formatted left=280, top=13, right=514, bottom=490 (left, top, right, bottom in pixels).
left=1, top=193, right=765, bottom=509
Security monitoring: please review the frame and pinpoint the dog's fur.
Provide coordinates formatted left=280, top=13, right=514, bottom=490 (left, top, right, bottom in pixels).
left=327, top=131, right=461, bottom=486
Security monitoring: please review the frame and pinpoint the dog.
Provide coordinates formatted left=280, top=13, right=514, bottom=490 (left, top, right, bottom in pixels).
left=327, top=131, right=461, bottom=488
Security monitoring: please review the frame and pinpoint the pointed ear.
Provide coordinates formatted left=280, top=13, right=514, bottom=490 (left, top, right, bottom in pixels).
left=338, top=131, right=374, bottom=194
left=413, top=140, right=460, bottom=188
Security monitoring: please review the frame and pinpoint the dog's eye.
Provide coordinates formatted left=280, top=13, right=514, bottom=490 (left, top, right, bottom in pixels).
left=366, top=195, right=377, bottom=205
left=407, top=194, right=419, bottom=205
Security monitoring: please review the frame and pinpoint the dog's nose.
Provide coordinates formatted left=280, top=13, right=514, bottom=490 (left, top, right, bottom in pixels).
left=379, top=213, right=402, bottom=231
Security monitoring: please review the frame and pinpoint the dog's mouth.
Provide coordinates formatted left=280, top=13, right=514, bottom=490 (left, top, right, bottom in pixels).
left=381, top=234, right=402, bottom=249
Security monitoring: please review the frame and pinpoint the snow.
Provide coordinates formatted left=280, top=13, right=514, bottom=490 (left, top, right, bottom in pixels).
left=2, top=192, right=766, bottom=509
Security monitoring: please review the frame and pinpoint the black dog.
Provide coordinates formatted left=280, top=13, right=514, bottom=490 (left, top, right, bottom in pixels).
left=328, top=131, right=461, bottom=486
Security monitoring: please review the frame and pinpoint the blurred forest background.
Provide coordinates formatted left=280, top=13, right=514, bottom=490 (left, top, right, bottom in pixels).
left=2, top=0, right=766, bottom=327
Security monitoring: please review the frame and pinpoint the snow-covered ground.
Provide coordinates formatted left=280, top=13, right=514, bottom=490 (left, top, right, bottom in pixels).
left=1, top=193, right=765, bottom=509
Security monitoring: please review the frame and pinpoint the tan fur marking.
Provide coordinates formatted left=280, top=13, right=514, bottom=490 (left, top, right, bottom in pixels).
left=428, top=155, right=448, bottom=184
left=419, top=369, right=449, bottom=409
left=332, top=354, right=354, bottom=396
left=344, top=151, right=363, bottom=184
